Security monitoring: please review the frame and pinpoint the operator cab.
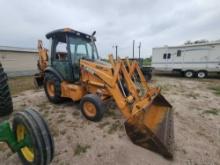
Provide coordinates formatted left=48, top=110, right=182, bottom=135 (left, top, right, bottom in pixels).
left=46, top=28, right=99, bottom=82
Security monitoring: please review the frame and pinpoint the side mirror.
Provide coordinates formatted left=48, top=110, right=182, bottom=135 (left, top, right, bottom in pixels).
left=92, top=31, right=96, bottom=36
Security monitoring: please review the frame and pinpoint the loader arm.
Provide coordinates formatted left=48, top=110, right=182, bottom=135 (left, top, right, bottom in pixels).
left=110, top=55, right=149, bottom=90
left=81, top=56, right=167, bottom=118
left=125, top=57, right=149, bottom=90
left=80, top=58, right=174, bottom=158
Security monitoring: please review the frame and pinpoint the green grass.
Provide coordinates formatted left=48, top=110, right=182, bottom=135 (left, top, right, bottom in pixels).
left=8, top=76, right=35, bottom=95
left=143, top=57, right=151, bottom=66
left=202, top=109, right=219, bottom=115
left=105, top=109, right=116, bottom=117
left=72, top=111, right=80, bottom=116
left=98, top=121, right=110, bottom=129
left=208, top=86, right=220, bottom=96
left=50, top=127, right=59, bottom=137
left=186, top=92, right=199, bottom=99
left=107, top=120, right=123, bottom=134
left=37, top=101, right=48, bottom=110
left=74, top=144, right=91, bottom=156
left=158, top=84, right=170, bottom=92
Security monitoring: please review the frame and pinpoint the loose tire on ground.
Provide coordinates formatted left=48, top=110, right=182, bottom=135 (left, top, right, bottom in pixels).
left=0, top=63, right=13, bottom=116
left=80, top=94, right=105, bottom=122
left=44, top=72, right=63, bottom=104
left=13, top=108, right=54, bottom=165
left=184, top=70, right=194, bottom=78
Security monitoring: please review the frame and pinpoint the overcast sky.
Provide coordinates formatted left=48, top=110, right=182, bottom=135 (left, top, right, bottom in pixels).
left=0, top=0, right=220, bottom=58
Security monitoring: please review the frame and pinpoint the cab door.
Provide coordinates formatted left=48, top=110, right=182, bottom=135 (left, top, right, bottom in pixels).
left=68, top=37, right=92, bottom=82
left=51, top=36, right=73, bottom=81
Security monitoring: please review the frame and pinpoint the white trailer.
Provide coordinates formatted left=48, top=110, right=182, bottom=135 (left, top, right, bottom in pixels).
left=152, top=42, right=220, bottom=78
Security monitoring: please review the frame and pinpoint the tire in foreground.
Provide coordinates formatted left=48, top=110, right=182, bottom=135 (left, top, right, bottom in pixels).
left=13, top=108, right=54, bottom=165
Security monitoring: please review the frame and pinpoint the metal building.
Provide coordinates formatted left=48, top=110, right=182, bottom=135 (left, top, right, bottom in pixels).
left=0, top=46, right=38, bottom=77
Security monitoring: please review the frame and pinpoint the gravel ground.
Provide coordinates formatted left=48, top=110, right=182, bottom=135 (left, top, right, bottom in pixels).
left=0, top=76, right=220, bottom=165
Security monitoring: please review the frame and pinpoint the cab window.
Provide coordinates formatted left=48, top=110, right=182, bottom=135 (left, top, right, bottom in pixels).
left=76, top=44, right=87, bottom=55
left=69, top=36, right=98, bottom=64
left=55, top=42, right=68, bottom=61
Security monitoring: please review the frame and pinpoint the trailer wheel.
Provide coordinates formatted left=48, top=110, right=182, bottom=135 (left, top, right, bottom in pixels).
left=80, top=94, right=105, bottom=122
left=0, top=63, right=13, bottom=116
left=44, top=72, right=63, bottom=104
left=13, top=108, right=54, bottom=165
left=197, top=71, right=207, bottom=78
left=184, top=70, right=194, bottom=78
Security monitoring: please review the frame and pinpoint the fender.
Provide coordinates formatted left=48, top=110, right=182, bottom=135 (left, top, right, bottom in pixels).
left=45, top=66, right=64, bottom=81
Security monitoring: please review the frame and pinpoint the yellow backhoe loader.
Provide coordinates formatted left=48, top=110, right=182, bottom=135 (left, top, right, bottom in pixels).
left=34, top=28, right=174, bottom=158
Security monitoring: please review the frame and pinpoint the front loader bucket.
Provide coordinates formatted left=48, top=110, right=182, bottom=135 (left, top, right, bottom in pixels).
left=34, top=73, right=44, bottom=87
left=125, top=94, right=174, bottom=158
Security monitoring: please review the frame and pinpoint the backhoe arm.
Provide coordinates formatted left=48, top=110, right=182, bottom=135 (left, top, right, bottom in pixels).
left=37, top=40, right=48, bottom=73
left=34, top=40, right=48, bottom=87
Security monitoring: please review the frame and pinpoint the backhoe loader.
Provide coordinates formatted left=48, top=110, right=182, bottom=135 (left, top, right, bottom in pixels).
left=34, top=28, right=174, bottom=158
left=0, top=62, right=54, bottom=165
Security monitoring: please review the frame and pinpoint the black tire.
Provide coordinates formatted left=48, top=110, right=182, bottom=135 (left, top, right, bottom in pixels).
left=0, top=63, right=13, bottom=116
left=196, top=71, right=207, bottom=78
left=44, top=72, right=63, bottom=104
left=80, top=94, right=105, bottom=122
left=13, top=108, right=54, bottom=165
left=184, top=70, right=194, bottom=78
left=145, top=73, right=152, bottom=81
left=33, top=73, right=44, bottom=88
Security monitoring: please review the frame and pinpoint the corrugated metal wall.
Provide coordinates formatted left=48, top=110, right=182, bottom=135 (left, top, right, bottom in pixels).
left=0, top=51, right=38, bottom=77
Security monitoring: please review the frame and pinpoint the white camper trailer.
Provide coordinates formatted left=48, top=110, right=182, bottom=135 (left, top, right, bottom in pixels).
left=152, top=42, right=220, bottom=78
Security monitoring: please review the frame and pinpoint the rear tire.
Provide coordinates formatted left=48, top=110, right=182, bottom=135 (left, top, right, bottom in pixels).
left=80, top=94, right=105, bottom=122
left=197, top=71, right=207, bottom=78
left=44, top=72, right=63, bottom=104
left=13, top=108, right=54, bottom=165
left=184, top=70, right=194, bottom=78
left=145, top=73, right=152, bottom=81
left=0, top=63, right=13, bottom=116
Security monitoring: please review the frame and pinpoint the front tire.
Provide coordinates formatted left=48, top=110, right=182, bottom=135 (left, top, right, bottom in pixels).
left=44, top=72, right=63, bottom=104
left=13, top=108, right=54, bottom=165
left=184, top=70, right=194, bottom=78
left=0, top=63, right=13, bottom=116
left=80, top=94, right=105, bottom=122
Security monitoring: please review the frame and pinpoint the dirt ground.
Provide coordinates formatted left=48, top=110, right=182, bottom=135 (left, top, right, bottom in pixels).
left=0, top=76, right=220, bottom=165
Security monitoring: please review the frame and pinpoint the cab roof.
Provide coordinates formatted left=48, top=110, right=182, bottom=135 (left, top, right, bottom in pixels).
left=46, top=28, right=96, bottom=41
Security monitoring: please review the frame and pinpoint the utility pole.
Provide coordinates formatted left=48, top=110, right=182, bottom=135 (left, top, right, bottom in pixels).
left=133, top=40, right=135, bottom=58
left=113, top=45, right=118, bottom=59
left=138, top=42, right=141, bottom=62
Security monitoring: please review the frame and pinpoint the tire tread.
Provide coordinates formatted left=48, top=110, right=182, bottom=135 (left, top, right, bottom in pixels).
left=0, top=63, right=13, bottom=116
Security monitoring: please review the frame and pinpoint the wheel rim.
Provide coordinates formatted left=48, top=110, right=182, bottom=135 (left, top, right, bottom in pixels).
left=198, top=72, right=205, bottom=78
left=47, top=81, right=55, bottom=97
left=16, top=124, right=34, bottom=162
left=186, top=71, right=193, bottom=77
left=83, top=101, right=97, bottom=117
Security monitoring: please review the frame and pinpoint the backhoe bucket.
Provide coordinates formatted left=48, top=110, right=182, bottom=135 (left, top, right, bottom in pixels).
left=125, top=94, right=174, bottom=158
left=34, top=73, right=44, bottom=87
